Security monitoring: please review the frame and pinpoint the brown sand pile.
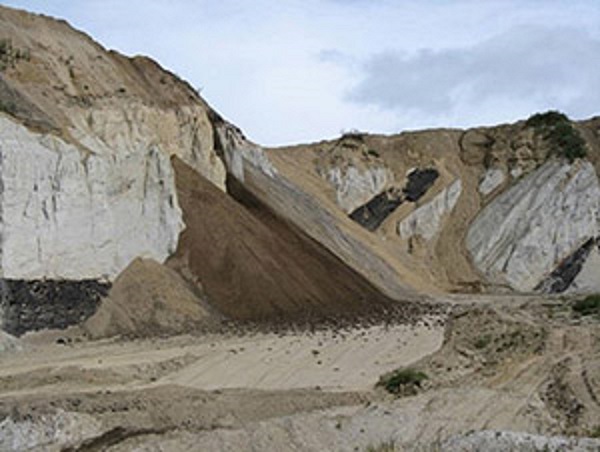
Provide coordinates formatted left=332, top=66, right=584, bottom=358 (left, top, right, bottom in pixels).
left=168, top=157, right=395, bottom=322
left=84, top=258, right=212, bottom=338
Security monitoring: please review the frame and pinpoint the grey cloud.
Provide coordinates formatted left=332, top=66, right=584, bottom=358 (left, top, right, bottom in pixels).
left=347, top=26, right=600, bottom=119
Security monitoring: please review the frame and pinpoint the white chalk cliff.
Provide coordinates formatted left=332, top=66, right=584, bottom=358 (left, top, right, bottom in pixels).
left=324, top=166, right=391, bottom=213
left=0, top=115, right=183, bottom=280
left=466, top=159, right=600, bottom=292
left=399, top=179, right=462, bottom=241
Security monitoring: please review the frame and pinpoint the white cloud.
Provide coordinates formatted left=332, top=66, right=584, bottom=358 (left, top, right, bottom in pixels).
left=2, top=0, right=600, bottom=144
left=347, top=26, right=600, bottom=127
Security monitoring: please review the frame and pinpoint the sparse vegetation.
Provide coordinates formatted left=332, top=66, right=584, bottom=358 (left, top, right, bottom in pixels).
left=588, top=425, right=600, bottom=438
left=572, top=294, right=600, bottom=317
left=365, top=440, right=396, bottom=452
left=526, top=110, right=587, bottom=162
left=377, top=368, right=428, bottom=396
left=0, top=38, right=30, bottom=71
left=526, top=110, right=569, bottom=129
left=474, top=334, right=492, bottom=349
left=0, top=99, right=17, bottom=114
left=340, top=128, right=365, bottom=141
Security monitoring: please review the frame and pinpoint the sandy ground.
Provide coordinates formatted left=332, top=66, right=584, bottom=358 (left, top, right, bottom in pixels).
left=1, top=298, right=599, bottom=451
left=0, top=319, right=443, bottom=396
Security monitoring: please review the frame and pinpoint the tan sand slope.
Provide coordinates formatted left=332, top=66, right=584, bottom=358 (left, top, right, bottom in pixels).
left=83, top=258, right=213, bottom=339
left=167, top=157, right=407, bottom=322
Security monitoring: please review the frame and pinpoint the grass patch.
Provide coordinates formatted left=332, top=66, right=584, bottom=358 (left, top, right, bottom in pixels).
left=572, top=294, right=600, bottom=317
left=377, top=368, right=428, bottom=396
left=474, top=334, right=492, bottom=349
left=588, top=425, right=600, bottom=438
left=526, top=110, right=587, bottom=162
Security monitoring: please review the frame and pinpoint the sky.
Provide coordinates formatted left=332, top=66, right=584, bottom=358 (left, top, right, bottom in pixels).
left=3, top=0, right=600, bottom=146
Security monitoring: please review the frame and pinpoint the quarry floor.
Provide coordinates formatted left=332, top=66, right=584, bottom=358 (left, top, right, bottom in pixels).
left=0, top=294, right=599, bottom=451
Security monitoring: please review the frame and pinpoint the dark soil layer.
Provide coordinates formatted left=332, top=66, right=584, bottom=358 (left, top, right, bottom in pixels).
left=349, top=167, right=439, bottom=231
left=403, top=168, right=439, bottom=202
left=536, top=238, right=598, bottom=293
left=0, top=279, right=110, bottom=336
left=349, top=189, right=403, bottom=231
left=168, top=157, right=399, bottom=322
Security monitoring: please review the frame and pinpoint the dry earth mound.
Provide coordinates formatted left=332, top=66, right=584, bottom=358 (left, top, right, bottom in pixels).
left=84, top=258, right=213, bottom=339
left=167, top=157, right=400, bottom=322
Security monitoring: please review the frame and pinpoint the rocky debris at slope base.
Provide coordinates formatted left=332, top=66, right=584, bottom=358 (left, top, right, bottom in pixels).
left=84, top=258, right=213, bottom=339
left=467, top=159, right=600, bottom=292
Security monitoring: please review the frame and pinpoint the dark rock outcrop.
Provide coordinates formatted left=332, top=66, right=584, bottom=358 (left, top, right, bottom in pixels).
left=0, top=279, right=110, bottom=336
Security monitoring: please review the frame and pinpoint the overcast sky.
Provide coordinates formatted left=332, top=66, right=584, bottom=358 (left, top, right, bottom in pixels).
left=3, top=0, right=600, bottom=145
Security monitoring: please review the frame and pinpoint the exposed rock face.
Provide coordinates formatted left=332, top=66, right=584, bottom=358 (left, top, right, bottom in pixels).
left=349, top=188, right=403, bottom=231
left=347, top=168, right=440, bottom=232
left=0, top=116, right=183, bottom=281
left=467, top=160, right=600, bottom=291
left=69, top=102, right=226, bottom=190
left=569, top=242, right=600, bottom=294
left=0, top=410, right=102, bottom=451
left=478, top=168, right=505, bottom=196
left=1, top=2, right=599, bottom=333
left=399, top=179, right=462, bottom=241
left=325, top=166, right=390, bottom=213
left=536, top=238, right=599, bottom=293
left=0, top=3, right=231, bottom=286
left=214, top=120, right=276, bottom=183
left=403, top=168, right=439, bottom=202
left=0, top=278, right=109, bottom=336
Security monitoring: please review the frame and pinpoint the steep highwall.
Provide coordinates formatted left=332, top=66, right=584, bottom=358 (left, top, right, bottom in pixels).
left=0, top=115, right=183, bottom=280
left=467, top=160, right=600, bottom=292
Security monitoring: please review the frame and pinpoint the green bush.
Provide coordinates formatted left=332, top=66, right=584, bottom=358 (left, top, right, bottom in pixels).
left=572, top=294, right=600, bottom=317
left=546, top=122, right=587, bottom=161
left=0, top=99, right=17, bottom=115
left=526, top=110, right=587, bottom=162
left=588, top=425, right=600, bottom=438
left=377, top=368, right=428, bottom=395
left=526, top=110, right=569, bottom=129
left=474, top=334, right=492, bottom=349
